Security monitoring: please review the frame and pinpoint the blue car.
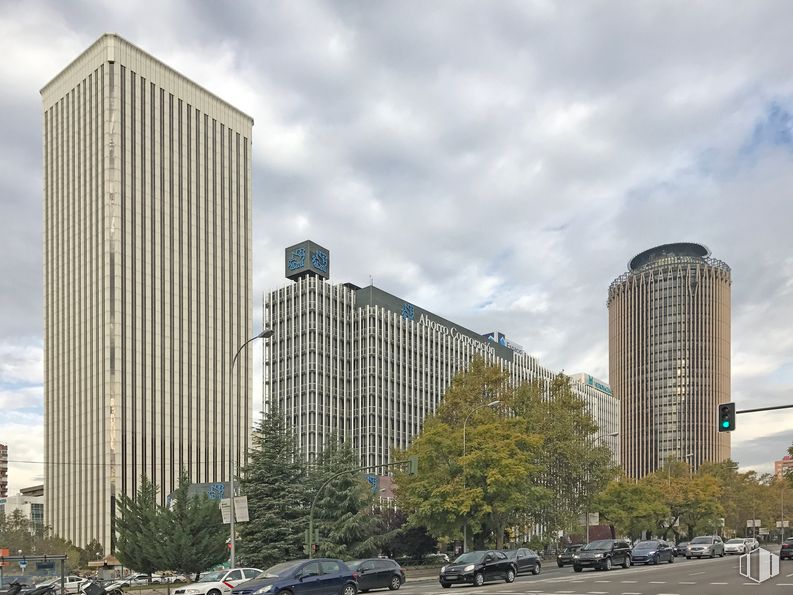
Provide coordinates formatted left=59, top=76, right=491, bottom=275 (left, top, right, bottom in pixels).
left=232, top=559, right=358, bottom=595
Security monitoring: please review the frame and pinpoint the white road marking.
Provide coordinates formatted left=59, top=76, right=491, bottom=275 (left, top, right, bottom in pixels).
left=709, top=582, right=728, bottom=585
left=688, top=571, right=704, bottom=575
left=649, top=581, right=666, bottom=584
left=620, top=580, right=638, bottom=583
left=678, top=581, right=696, bottom=584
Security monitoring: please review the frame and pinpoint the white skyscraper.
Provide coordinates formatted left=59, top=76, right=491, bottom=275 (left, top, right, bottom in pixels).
left=42, top=34, right=254, bottom=548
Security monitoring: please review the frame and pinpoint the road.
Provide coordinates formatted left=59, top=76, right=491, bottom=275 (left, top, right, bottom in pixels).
left=400, top=552, right=793, bottom=595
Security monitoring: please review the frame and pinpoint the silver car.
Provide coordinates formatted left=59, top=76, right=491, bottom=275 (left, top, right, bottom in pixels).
left=685, top=536, right=725, bottom=559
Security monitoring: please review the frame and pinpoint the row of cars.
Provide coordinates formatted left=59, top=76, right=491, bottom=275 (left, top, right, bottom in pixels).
left=553, top=536, right=762, bottom=573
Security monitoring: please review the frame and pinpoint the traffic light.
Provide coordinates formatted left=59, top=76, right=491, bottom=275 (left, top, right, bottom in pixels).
left=718, top=402, right=735, bottom=432
left=408, top=455, right=418, bottom=475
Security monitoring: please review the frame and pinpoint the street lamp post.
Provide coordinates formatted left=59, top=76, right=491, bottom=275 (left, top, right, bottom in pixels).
left=462, top=400, right=501, bottom=553
left=229, top=328, right=273, bottom=568
left=585, top=431, right=618, bottom=544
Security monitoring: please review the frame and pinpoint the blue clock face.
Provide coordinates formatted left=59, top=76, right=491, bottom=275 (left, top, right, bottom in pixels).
left=311, top=250, right=329, bottom=273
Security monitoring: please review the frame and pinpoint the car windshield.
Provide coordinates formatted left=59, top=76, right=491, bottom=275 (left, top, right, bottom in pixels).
left=565, top=546, right=580, bottom=553
left=453, top=552, right=484, bottom=564
left=258, top=562, right=301, bottom=579
left=198, top=572, right=226, bottom=583
left=582, top=540, right=613, bottom=551
left=634, top=541, right=659, bottom=550
left=690, top=537, right=713, bottom=544
left=727, top=539, right=744, bottom=544
left=502, top=551, right=517, bottom=559
left=346, top=561, right=363, bottom=570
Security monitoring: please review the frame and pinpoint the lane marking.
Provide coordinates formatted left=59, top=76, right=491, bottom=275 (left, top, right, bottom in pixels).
left=688, top=571, right=704, bottom=575
left=709, top=582, right=728, bottom=585
left=678, top=581, right=696, bottom=584
left=649, top=581, right=667, bottom=584
left=620, top=580, right=638, bottom=583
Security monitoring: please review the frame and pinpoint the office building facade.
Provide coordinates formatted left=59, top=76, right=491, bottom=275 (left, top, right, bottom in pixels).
left=0, top=443, right=7, bottom=498
left=42, top=34, right=254, bottom=548
left=608, top=243, right=731, bottom=479
left=264, top=242, right=619, bottom=467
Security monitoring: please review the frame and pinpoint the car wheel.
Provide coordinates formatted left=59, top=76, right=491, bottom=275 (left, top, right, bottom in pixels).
left=557, top=562, right=564, bottom=568
left=604, top=558, right=612, bottom=571
left=440, top=583, right=451, bottom=589
left=653, top=555, right=659, bottom=565
left=275, top=590, right=293, bottom=595
left=669, top=554, right=674, bottom=564
left=342, top=583, right=357, bottom=595
left=532, top=563, right=541, bottom=576
left=573, top=566, right=582, bottom=573
left=504, top=569, right=515, bottom=584
left=388, top=576, right=401, bottom=591
left=685, top=556, right=691, bottom=560
left=623, top=555, right=630, bottom=569
left=209, top=589, right=222, bottom=595
left=474, top=573, right=484, bottom=587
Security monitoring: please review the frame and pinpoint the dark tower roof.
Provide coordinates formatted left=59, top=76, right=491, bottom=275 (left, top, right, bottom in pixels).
left=628, top=242, right=710, bottom=271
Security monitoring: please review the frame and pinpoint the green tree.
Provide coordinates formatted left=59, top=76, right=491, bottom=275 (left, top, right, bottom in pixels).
left=395, top=358, right=546, bottom=548
left=80, top=538, right=105, bottom=567
left=594, top=479, right=669, bottom=541
left=512, top=374, right=616, bottom=534
left=237, top=406, right=309, bottom=568
left=115, top=476, right=163, bottom=575
left=157, top=470, right=228, bottom=579
left=310, top=437, right=378, bottom=559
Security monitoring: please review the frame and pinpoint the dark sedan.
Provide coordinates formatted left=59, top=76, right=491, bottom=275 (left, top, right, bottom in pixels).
left=232, top=559, right=357, bottom=595
left=673, top=542, right=689, bottom=557
left=347, top=559, right=405, bottom=591
left=500, top=548, right=541, bottom=575
left=631, top=540, right=674, bottom=565
left=781, top=538, right=793, bottom=560
left=557, top=545, right=582, bottom=567
left=438, top=550, right=517, bottom=588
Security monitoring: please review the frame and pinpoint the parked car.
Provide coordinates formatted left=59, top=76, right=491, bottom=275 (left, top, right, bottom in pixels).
left=174, top=569, right=262, bottom=595
left=572, top=539, right=632, bottom=572
left=724, top=538, right=748, bottom=555
left=557, top=545, right=582, bottom=567
left=231, top=559, right=357, bottom=595
left=673, top=542, right=689, bottom=557
left=34, top=577, right=88, bottom=594
left=500, top=549, right=541, bottom=575
left=685, top=536, right=724, bottom=559
left=438, top=550, right=517, bottom=588
left=743, top=538, right=760, bottom=551
left=630, top=540, right=674, bottom=565
left=347, top=559, right=405, bottom=591
left=103, top=575, right=163, bottom=595
left=780, top=538, right=793, bottom=560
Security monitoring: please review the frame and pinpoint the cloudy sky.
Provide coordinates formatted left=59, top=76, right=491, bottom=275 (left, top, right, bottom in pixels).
left=2, top=1, right=792, bottom=493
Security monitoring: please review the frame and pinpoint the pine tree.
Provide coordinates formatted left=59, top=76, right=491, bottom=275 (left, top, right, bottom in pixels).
left=115, top=476, right=163, bottom=575
left=311, top=437, right=378, bottom=559
left=157, top=470, right=228, bottom=579
left=237, top=406, right=309, bottom=568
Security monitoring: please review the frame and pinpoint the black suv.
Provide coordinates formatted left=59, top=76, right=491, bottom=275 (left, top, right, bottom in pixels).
left=573, top=539, right=632, bottom=572
left=781, top=538, right=793, bottom=561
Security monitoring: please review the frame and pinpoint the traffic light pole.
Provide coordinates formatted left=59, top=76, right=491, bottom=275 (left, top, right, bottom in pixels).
left=719, top=402, right=793, bottom=432
left=736, top=404, right=793, bottom=414
left=307, top=457, right=417, bottom=558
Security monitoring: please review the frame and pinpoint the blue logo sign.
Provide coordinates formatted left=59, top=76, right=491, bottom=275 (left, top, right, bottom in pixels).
left=287, top=248, right=306, bottom=271
left=311, top=250, right=329, bottom=273
left=401, top=303, right=415, bottom=321
left=366, top=475, right=379, bottom=494
left=207, top=483, right=226, bottom=500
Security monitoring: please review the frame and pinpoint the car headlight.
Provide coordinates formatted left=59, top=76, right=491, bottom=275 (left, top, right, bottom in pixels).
left=464, top=565, right=475, bottom=572
left=440, top=566, right=447, bottom=573
left=573, top=554, right=580, bottom=559
left=254, top=587, right=273, bottom=595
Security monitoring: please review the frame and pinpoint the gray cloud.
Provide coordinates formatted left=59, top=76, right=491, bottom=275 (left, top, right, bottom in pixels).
left=2, top=0, right=793, bottom=492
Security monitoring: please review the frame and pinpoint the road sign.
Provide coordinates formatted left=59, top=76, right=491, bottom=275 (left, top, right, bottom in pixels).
left=219, top=497, right=249, bottom=523
left=747, top=519, right=762, bottom=528
left=758, top=528, right=769, bottom=535
left=776, top=521, right=790, bottom=528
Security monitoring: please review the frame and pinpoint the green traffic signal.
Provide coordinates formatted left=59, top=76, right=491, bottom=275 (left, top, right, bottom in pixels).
left=718, top=402, right=735, bottom=432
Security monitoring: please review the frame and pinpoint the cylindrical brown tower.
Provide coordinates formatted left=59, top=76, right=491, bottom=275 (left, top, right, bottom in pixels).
left=608, top=242, right=731, bottom=479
